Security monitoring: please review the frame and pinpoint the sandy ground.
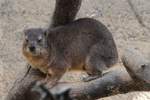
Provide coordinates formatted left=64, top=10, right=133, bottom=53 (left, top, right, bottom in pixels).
left=0, top=0, right=150, bottom=100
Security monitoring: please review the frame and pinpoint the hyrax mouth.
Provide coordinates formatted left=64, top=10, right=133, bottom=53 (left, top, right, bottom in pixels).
left=26, top=46, right=37, bottom=56
left=29, top=46, right=36, bottom=52
left=27, top=47, right=48, bottom=57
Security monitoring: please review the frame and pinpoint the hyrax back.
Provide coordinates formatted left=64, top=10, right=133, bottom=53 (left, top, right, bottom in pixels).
left=47, top=18, right=118, bottom=80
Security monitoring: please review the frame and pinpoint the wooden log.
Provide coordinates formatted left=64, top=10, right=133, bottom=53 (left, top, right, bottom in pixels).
left=5, top=65, right=132, bottom=100
left=5, top=67, right=46, bottom=100
left=5, top=48, right=150, bottom=100
left=50, top=65, right=132, bottom=100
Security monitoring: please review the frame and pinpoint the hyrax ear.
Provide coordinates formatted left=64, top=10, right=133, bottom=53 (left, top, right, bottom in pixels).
left=23, top=29, right=27, bottom=34
left=23, top=29, right=29, bottom=36
left=23, top=29, right=29, bottom=40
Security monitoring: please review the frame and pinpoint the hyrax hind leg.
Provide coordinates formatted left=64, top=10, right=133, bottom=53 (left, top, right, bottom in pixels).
left=83, top=43, right=116, bottom=82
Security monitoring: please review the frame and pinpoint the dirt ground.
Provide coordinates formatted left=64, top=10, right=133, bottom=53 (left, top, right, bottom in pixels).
left=0, top=0, right=150, bottom=100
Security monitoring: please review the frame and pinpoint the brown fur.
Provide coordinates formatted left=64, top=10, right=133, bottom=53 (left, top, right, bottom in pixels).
left=23, top=44, right=49, bottom=73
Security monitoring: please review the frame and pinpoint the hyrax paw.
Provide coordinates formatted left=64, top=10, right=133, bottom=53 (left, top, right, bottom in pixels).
left=82, top=75, right=101, bottom=82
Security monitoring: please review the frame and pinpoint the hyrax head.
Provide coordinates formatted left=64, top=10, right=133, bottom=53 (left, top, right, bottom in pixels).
left=23, top=28, right=48, bottom=56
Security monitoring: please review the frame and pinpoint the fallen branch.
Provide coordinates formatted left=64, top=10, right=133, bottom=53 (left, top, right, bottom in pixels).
left=5, top=68, right=45, bottom=100
left=5, top=48, right=150, bottom=100
left=51, top=66, right=132, bottom=100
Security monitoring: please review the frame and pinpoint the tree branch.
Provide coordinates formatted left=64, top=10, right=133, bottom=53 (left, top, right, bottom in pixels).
left=5, top=48, right=150, bottom=100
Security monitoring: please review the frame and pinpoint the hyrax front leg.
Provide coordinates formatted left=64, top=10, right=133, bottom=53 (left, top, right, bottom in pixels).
left=44, top=60, right=69, bottom=88
left=45, top=68, right=66, bottom=88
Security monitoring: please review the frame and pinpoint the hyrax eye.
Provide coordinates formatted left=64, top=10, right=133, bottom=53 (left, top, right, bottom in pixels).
left=25, top=38, right=28, bottom=42
left=38, top=36, right=42, bottom=43
left=37, top=39, right=42, bottom=43
left=141, top=64, right=147, bottom=70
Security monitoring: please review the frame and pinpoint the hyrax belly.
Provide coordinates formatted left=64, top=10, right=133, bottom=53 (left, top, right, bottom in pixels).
left=70, top=62, right=84, bottom=71
left=67, top=53, right=86, bottom=71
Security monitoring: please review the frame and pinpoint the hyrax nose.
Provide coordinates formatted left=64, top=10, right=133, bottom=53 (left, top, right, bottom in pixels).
left=29, top=46, right=35, bottom=52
